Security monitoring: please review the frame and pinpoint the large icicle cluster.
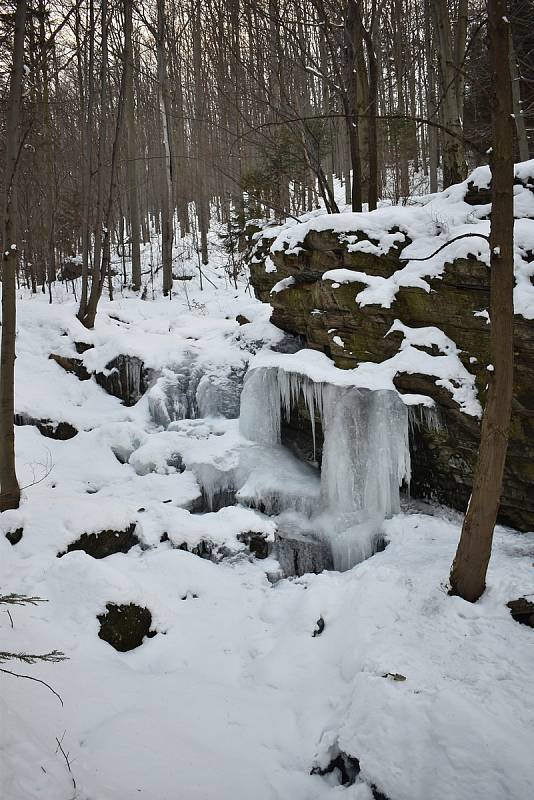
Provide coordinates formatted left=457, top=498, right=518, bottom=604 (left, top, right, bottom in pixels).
left=239, top=365, right=411, bottom=570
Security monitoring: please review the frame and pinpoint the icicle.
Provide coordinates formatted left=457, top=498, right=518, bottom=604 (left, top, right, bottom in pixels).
left=239, top=364, right=411, bottom=572
left=408, top=403, right=443, bottom=435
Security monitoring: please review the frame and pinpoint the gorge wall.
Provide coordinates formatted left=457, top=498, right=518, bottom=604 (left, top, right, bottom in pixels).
left=245, top=168, right=534, bottom=532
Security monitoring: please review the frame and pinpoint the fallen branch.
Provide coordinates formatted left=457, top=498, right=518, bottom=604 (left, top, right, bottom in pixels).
left=0, top=667, right=64, bottom=705
left=399, top=233, right=490, bottom=262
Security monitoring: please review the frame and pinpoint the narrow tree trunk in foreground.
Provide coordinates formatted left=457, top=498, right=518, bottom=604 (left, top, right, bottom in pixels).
left=449, top=0, right=515, bottom=602
left=0, top=0, right=26, bottom=512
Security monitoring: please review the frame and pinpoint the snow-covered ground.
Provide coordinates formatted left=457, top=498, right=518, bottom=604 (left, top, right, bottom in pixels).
left=1, top=209, right=534, bottom=800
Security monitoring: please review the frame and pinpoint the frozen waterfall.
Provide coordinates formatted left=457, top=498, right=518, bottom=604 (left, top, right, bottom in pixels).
left=239, top=365, right=411, bottom=570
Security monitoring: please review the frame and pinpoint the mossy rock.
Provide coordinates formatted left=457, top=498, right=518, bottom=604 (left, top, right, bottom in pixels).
left=5, top=527, right=23, bottom=546
left=14, top=413, right=78, bottom=440
left=98, top=603, right=155, bottom=652
left=58, top=524, right=139, bottom=559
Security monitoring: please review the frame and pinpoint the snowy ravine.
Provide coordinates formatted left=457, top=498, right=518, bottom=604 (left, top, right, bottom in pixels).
left=1, top=255, right=534, bottom=800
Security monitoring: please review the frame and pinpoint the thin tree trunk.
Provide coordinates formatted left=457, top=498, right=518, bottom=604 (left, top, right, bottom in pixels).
left=449, top=0, right=515, bottom=603
left=509, top=30, right=529, bottom=161
left=157, top=0, right=174, bottom=296
left=80, top=0, right=109, bottom=324
left=344, top=0, right=363, bottom=212
left=431, top=0, right=467, bottom=187
left=77, top=0, right=94, bottom=320
left=0, top=0, right=26, bottom=512
left=124, top=0, right=141, bottom=290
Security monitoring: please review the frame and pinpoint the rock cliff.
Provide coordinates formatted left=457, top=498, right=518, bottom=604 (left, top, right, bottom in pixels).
left=245, top=163, right=534, bottom=531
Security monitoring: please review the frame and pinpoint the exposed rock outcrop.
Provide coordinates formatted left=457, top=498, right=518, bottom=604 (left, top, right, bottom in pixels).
left=94, top=354, right=152, bottom=406
left=246, top=169, right=534, bottom=531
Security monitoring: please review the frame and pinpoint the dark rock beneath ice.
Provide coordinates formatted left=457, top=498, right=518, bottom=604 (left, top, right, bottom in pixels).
left=95, top=354, right=151, bottom=406
left=275, top=530, right=333, bottom=577
left=237, top=530, right=270, bottom=559
left=311, top=752, right=361, bottom=786
left=311, top=750, right=390, bottom=798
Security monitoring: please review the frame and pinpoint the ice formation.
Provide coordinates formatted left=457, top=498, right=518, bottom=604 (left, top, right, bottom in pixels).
left=147, top=357, right=244, bottom=427
left=239, top=365, right=411, bottom=570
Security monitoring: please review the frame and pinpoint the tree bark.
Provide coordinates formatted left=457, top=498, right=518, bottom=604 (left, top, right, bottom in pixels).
left=449, top=0, right=515, bottom=603
left=156, top=0, right=174, bottom=296
left=124, top=0, right=142, bottom=291
left=344, top=0, right=363, bottom=212
left=508, top=29, right=529, bottom=161
left=431, top=0, right=467, bottom=187
left=1, top=0, right=26, bottom=511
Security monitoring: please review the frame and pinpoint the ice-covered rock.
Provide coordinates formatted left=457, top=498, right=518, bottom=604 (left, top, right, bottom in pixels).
left=239, top=365, right=410, bottom=570
left=147, top=357, right=245, bottom=427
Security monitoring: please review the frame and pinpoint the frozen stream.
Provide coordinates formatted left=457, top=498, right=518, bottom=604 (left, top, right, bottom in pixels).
left=147, top=355, right=412, bottom=574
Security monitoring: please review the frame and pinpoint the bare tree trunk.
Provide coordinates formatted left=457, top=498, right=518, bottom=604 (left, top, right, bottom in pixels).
left=449, top=0, right=515, bottom=603
left=81, top=11, right=127, bottom=328
left=80, top=0, right=109, bottom=325
left=156, top=0, right=174, bottom=296
left=77, top=0, right=94, bottom=320
left=509, top=30, right=529, bottom=161
left=359, top=4, right=378, bottom=210
left=0, top=0, right=26, bottom=512
left=425, top=0, right=439, bottom=192
left=124, top=0, right=141, bottom=290
left=431, top=0, right=467, bottom=187
left=344, top=0, right=362, bottom=212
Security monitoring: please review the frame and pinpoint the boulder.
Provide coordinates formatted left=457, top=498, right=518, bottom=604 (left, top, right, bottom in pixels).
left=97, top=603, right=155, bottom=652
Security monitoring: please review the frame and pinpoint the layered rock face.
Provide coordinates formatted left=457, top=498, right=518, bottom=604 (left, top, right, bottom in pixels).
left=245, top=167, right=534, bottom=531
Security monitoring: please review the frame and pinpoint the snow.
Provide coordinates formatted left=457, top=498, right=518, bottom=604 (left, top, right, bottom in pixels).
left=1, top=189, right=534, bottom=800
left=271, top=276, right=296, bottom=293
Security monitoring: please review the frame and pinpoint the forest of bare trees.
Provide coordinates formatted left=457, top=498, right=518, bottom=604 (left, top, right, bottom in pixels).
left=0, top=0, right=532, bottom=310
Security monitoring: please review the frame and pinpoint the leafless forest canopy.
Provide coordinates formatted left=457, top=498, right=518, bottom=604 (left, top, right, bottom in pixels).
left=0, top=0, right=532, bottom=300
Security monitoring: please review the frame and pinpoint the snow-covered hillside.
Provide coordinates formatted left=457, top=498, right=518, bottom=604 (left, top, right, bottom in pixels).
left=1, top=219, right=534, bottom=800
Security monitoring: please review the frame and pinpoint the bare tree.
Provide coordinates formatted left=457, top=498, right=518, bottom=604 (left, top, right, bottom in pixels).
left=449, top=0, right=515, bottom=603
left=124, top=0, right=142, bottom=291
left=0, top=0, right=26, bottom=512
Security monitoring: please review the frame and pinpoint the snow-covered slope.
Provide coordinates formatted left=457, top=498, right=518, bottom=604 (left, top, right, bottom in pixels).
left=1, top=217, right=533, bottom=800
